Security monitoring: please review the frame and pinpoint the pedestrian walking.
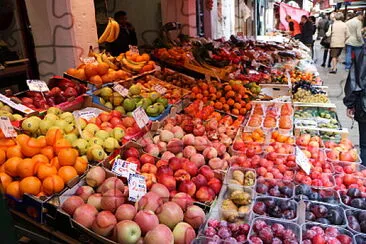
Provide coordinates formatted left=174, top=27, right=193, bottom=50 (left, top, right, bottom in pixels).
left=320, top=13, right=332, bottom=67
left=317, top=14, right=328, bottom=40
left=345, top=12, right=364, bottom=70
left=326, top=12, right=350, bottom=74
left=300, top=15, right=315, bottom=57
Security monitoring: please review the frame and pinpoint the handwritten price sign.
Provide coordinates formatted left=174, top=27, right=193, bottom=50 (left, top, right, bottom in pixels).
left=153, top=84, right=167, bottom=95
left=26, top=80, right=49, bottom=92
left=295, top=146, right=312, bottom=175
left=112, top=159, right=137, bottom=178
left=113, top=84, right=129, bottom=97
left=81, top=57, right=97, bottom=64
left=128, top=173, right=146, bottom=202
left=0, top=116, right=17, bottom=138
left=132, top=106, right=149, bottom=129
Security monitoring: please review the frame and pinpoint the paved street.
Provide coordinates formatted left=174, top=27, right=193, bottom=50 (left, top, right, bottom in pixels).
left=312, top=41, right=359, bottom=147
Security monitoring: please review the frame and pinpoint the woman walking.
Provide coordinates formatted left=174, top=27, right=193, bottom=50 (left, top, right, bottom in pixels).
left=320, top=13, right=332, bottom=67
left=326, top=12, right=350, bottom=73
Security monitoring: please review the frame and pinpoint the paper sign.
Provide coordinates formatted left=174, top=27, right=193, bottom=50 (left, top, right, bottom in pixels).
left=128, top=173, right=147, bottom=202
left=152, top=84, right=167, bottom=95
left=295, top=146, right=311, bottom=175
left=26, top=80, right=49, bottom=92
left=0, top=94, right=34, bottom=114
left=0, top=116, right=17, bottom=138
left=113, top=84, right=129, bottom=97
left=81, top=57, right=97, bottom=64
left=129, top=45, right=139, bottom=55
left=132, top=106, right=149, bottom=129
left=112, top=159, right=137, bottom=178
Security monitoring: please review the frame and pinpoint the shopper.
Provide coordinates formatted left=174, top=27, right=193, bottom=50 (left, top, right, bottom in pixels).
left=326, top=12, right=349, bottom=74
left=317, top=14, right=329, bottom=40
left=108, top=11, right=138, bottom=56
left=345, top=12, right=364, bottom=70
left=320, top=14, right=332, bottom=67
left=344, top=50, right=366, bottom=164
left=309, top=16, right=317, bottom=59
left=300, top=15, right=315, bottom=57
left=285, top=15, right=301, bottom=40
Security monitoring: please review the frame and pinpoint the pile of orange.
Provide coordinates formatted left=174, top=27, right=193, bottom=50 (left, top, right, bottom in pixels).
left=0, top=128, right=88, bottom=199
left=270, top=131, right=295, bottom=144
left=241, top=128, right=265, bottom=143
left=191, top=80, right=252, bottom=116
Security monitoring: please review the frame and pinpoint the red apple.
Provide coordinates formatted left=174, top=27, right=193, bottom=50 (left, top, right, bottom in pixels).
left=110, top=117, right=123, bottom=128
left=174, top=169, right=191, bottom=181
left=140, top=153, right=156, bottom=165
left=98, top=112, right=112, bottom=122
left=124, top=147, right=140, bottom=159
left=207, top=178, right=222, bottom=194
left=110, top=110, right=122, bottom=118
left=178, top=180, right=196, bottom=197
left=191, top=174, right=208, bottom=189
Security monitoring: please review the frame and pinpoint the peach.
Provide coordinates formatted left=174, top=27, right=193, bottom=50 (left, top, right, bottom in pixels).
left=161, top=151, right=175, bottom=162
left=157, top=175, right=176, bottom=192
left=195, top=186, right=215, bottom=202
left=91, top=211, right=117, bottom=236
left=172, top=192, right=193, bottom=211
left=156, top=202, right=183, bottom=229
left=113, top=220, right=142, bottom=244
left=141, top=163, right=157, bottom=174
left=150, top=183, right=170, bottom=202
left=137, top=192, right=163, bottom=212
left=167, top=139, right=183, bottom=154
left=194, top=137, right=208, bottom=151
left=145, top=144, right=159, bottom=157
left=184, top=205, right=206, bottom=229
left=208, top=158, right=225, bottom=170
left=86, top=166, right=106, bottom=187
left=190, top=153, right=205, bottom=168
left=203, top=147, right=218, bottom=160
left=183, top=146, right=197, bottom=158
left=87, top=193, right=102, bottom=210
left=75, top=185, right=94, bottom=202
left=134, top=210, right=159, bottom=235
left=173, top=222, right=196, bottom=244
left=73, top=204, right=98, bottom=228
left=115, top=204, right=136, bottom=221
left=144, top=224, right=174, bottom=244
left=208, top=178, right=222, bottom=194
left=97, top=177, right=124, bottom=193
left=182, top=134, right=195, bottom=146
left=61, top=196, right=84, bottom=215
left=101, top=189, right=124, bottom=212
left=192, top=174, right=208, bottom=189
left=178, top=180, right=196, bottom=197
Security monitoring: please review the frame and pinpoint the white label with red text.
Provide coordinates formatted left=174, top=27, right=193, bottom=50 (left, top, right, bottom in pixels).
left=128, top=173, right=146, bottom=202
left=0, top=116, right=17, bottom=138
left=153, top=84, right=167, bottom=95
left=132, top=106, right=149, bottom=128
left=113, top=84, right=129, bottom=97
left=112, top=159, right=137, bottom=178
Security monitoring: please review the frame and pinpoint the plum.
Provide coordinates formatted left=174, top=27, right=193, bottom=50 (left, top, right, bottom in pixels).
left=305, top=211, right=316, bottom=221
left=316, top=217, right=331, bottom=225
left=347, top=188, right=362, bottom=198
left=217, top=227, right=231, bottom=239
left=282, top=210, right=295, bottom=220
left=295, top=184, right=312, bottom=195
left=256, top=183, right=269, bottom=194
left=311, top=204, right=328, bottom=218
left=359, top=211, right=366, bottom=220
left=264, top=199, right=276, bottom=209
left=279, top=201, right=294, bottom=211
left=253, top=202, right=267, bottom=215
left=341, top=195, right=352, bottom=205
left=308, top=192, right=320, bottom=201
left=271, top=223, right=285, bottom=238
left=351, top=198, right=366, bottom=209
left=327, top=209, right=344, bottom=225
left=279, top=186, right=293, bottom=198
left=272, top=237, right=283, bottom=244
left=270, top=206, right=283, bottom=218
left=253, top=220, right=267, bottom=232
left=258, top=226, right=273, bottom=243
left=360, top=220, right=366, bottom=233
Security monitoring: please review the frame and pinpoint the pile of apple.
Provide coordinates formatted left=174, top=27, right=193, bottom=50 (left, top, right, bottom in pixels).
left=61, top=166, right=206, bottom=243
left=16, top=78, right=86, bottom=110
left=121, top=146, right=223, bottom=203
left=325, top=138, right=359, bottom=162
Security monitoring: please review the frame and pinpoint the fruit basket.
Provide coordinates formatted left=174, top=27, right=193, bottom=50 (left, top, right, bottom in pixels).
left=335, top=174, right=366, bottom=192
left=294, top=184, right=340, bottom=204
left=255, top=178, right=295, bottom=199
left=339, top=187, right=366, bottom=211
left=252, top=196, right=298, bottom=222
left=332, top=161, right=365, bottom=176
left=345, top=209, right=366, bottom=235
left=303, top=200, right=347, bottom=227
left=248, top=217, right=301, bottom=243
left=216, top=184, right=255, bottom=223
left=295, top=171, right=335, bottom=189
left=301, top=223, right=354, bottom=244
left=224, top=167, right=256, bottom=188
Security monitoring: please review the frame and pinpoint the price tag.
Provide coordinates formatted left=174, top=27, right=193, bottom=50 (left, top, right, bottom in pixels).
left=152, top=84, right=167, bottom=95
left=81, top=57, right=97, bottom=64
left=128, top=173, right=147, bottom=202
left=112, top=159, right=137, bottom=178
left=0, top=94, right=34, bottom=114
left=132, top=106, right=149, bottom=129
left=113, top=84, right=129, bottom=97
left=0, top=116, right=17, bottom=138
left=295, top=146, right=312, bottom=175
left=26, top=80, right=49, bottom=92
left=129, top=45, right=139, bottom=55
left=77, top=111, right=97, bottom=121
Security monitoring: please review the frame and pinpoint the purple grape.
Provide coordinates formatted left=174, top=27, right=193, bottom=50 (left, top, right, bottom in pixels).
left=204, top=227, right=217, bottom=237
left=208, top=219, right=220, bottom=229
left=224, top=237, right=237, bottom=243
left=218, top=227, right=232, bottom=239
left=219, top=220, right=228, bottom=228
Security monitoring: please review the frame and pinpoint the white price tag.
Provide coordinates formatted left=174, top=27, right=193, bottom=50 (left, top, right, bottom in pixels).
left=113, top=84, right=129, bottom=97
left=76, top=111, right=97, bottom=121
left=26, top=80, right=49, bottom=92
left=132, top=106, right=149, bottom=129
left=295, top=146, right=312, bottom=175
left=0, top=94, right=34, bottom=114
left=129, top=45, right=139, bottom=55
left=128, top=173, right=146, bottom=202
left=0, top=116, right=17, bottom=138
left=152, top=84, right=167, bottom=95
left=81, top=57, right=97, bottom=64
left=112, top=159, right=137, bottom=178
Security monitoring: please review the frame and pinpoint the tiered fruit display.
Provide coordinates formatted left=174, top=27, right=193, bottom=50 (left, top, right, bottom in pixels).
left=96, top=84, right=169, bottom=117
left=61, top=166, right=205, bottom=244
left=1, top=128, right=87, bottom=199
left=292, top=81, right=328, bottom=103
left=190, top=80, right=258, bottom=116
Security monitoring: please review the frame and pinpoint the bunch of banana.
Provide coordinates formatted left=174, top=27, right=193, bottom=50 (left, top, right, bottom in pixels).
left=90, top=51, right=119, bottom=70
left=98, top=18, right=120, bottom=43
left=120, top=54, right=146, bottom=73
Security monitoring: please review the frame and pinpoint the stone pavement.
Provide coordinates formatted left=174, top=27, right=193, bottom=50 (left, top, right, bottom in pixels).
left=312, top=41, right=359, bottom=147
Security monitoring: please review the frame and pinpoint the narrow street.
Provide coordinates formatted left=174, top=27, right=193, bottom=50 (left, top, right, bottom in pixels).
left=312, top=41, right=359, bottom=147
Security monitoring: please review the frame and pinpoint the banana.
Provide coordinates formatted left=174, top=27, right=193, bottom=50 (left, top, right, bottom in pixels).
left=98, top=18, right=112, bottom=44
left=121, top=57, right=143, bottom=72
left=94, top=53, right=104, bottom=64
left=123, top=54, right=146, bottom=66
left=112, top=19, right=120, bottom=41
left=106, top=20, right=116, bottom=43
left=102, top=53, right=118, bottom=70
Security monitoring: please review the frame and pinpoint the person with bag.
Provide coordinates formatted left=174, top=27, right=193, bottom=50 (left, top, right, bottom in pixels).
left=344, top=49, right=366, bottom=164
left=326, top=12, right=350, bottom=74
left=345, top=12, right=364, bottom=70
left=320, top=13, right=332, bottom=67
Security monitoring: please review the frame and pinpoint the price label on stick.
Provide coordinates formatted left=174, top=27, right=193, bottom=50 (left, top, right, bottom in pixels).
left=152, top=84, right=167, bottom=95
left=112, top=159, right=137, bottom=178
left=128, top=173, right=147, bottom=202
left=113, top=84, right=129, bottom=97
left=81, top=57, right=97, bottom=64
left=295, top=146, right=312, bottom=175
left=26, top=80, right=49, bottom=92
left=0, top=116, right=17, bottom=138
left=132, top=106, right=149, bottom=129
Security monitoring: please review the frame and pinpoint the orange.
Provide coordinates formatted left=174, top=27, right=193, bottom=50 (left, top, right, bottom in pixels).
left=42, top=175, right=65, bottom=195
left=32, top=154, right=49, bottom=167
left=53, top=139, right=72, bottom=154
left=222, top=104, right=230, bottom=111
left=225, top=91, right=235, bottom=98
left=0, top=164, right=4, bottom=173
left=233, top=103, right=241, bottom=109
left=37, top=164, right=57, bottom=180
left=4, top=157, right=22, bottom=177
left=0, top=149, right=6, bottom=165
left=227, top=99, right=235, bottom=106
left=74, top=157, right=88, bottom=175
left=214, top=102, right=223, bottom=110
left=16, top=134, right=30, bottom=146
left=6, top=181, right=20, bottom=199
left=216, top=91, right=222, bottom=98
left=141, top=53, right=150, bottom=61
left=17, top=158, right=36, bottom=178
left=0, top=138, right=16, bottom=149
left=19, top=176, right=41, bottom=196
left=219, top=97, right=226, bottom=103
left=50, top=157, right=61, bottom=170
left=231, top=108, right=240, bottom=115
left=6, top=145, right=23, bottom=158
left=0, top=172, right=12, bottom=190
left=45, top=129, right=64, bottom=146
left=224, top=85, right=232, bottom=91
left=58, top=148, right=78, bottom=166
left=58, top=166, right=78, bottom=184
left=239, top=108, right=247, bottom=115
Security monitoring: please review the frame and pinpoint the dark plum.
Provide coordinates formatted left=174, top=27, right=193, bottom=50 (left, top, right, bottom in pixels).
left=348, top=215, right=361, bottom=232
left=359, top=211, right=366, bottom=220
left=341, top=194, right=352, bottom=205
left=316, top=217, right=331, bottom=225
left=228, top=223, right=239, bottom=233
left=309, top=192, right=320, bottom=200
left=311, top=204, right=328, bottom=218
left=325, top=226, right=339, bottom=237
left=347, top=188, right=362, bottom=198
left=264, top=199, right=276, bottom=209
left=360, top=220, right=366, bottom=233
left=256, top=183, right=269, bottom=194
left=238, top=223, right=250, bottom=234
left=327, top=209, right=344, bottom=225
left=305, top=211, right=316, bottom=221
left=279, top=186, right=293, bottom=198
left=253, top=202, right=267, bottom=215
left=282, top=209, right=296, bottom=220
left=350, top=198, right=366, bottom=209
left=258, top=226, right=273, bottom=243
left=270, top=206, right=283, bottom=218
left=236, top=234, right=247, bottom=242
left=279, top=200, right=293, bottom=211
left=295, top=184, right=312, bottom=195
left=268, top=187, right=281, bottom=197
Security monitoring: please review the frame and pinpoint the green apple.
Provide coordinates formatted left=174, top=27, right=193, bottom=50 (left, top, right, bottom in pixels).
left=104, top=102, right=113, bottom=109
left=77, top=118, right=87, bottom=129
left=103, top=137, right=120, bottom=153
left=88, top=137, right=103, bottom=146
left=115, top=106, right=126, bottom=115
left=84, top=124, right=99, bottom=135
left=155, top=102, right=165, bottom=113
left=72, top=138, right=89, bottom=155
left=64, top=133, right=78, bottom=144
left=123, top=98, right=136, bottom=112
left=129, top=84, right=141, bottom=96
left=22, top=116, right=41, bottom=133
left=13, top=114, right=23, bottom=121
left=64, top=123, right=76, bottom=134
left=149, top=92, right=160, bottom=103
left=54, top=120, right=68, bottom=130
left=60, top=112, right=74, bottom=123
left=39, top=119, right=54, bottom=134
left=44, top=113, right=59, bottom=121
left=146, top=104, right=159, bottom=117
left=95, top=130, right=110, bottom=140
left=156, top=97, right=168, bottom=107
left=100, top=87, right=113, bottom=100
left=111, top=127, right=125, bottom=141
left=47, top=107, right=62, bottom=115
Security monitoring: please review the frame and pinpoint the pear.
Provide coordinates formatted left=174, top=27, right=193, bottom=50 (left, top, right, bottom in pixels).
left=103, top=137, right=119, bottom=153
left=1, top=105, right=13, bottom=113
left=72, top=138, right=89, bottom=155
left=22, top=116, right=41, bottom=133
left=64, top=133, right=78, bottom=144
left=40, top=119, right=54, bottom=134
left=100, top=87, right=113, bottom=100
left=60, top=112, right=74, bottom=123
left=88, top=137, right=104, bottom=146
left=84, top=124, right=99, bottom=135
left=109, top=92, right=123, bottom=106
left=95, top=130, right=110, bottom=140
left=64, top=123, right=76, bottom=134
left=104, top=102, right=113, bottom=110
left=54, top=120, right=68, bottom=131
left=111, top=127, right=125, bottom=141
left=44, top=113, right=59, bottom=121
left=47, top=107, right=62, bottom=115
left=13, top=114, right=23, bottom=121
left=87, top=144, right=106, bottom=161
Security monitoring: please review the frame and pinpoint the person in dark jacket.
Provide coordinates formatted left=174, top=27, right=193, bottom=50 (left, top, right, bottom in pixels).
left=344, top=50, right=366, bottom=164
left=108, top=11, right=137, bottom=56
left=300, top=15, right=314, bottom=57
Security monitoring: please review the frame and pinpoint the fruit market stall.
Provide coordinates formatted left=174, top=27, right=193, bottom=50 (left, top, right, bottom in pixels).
left=0, top=35, right=363, bottom=244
